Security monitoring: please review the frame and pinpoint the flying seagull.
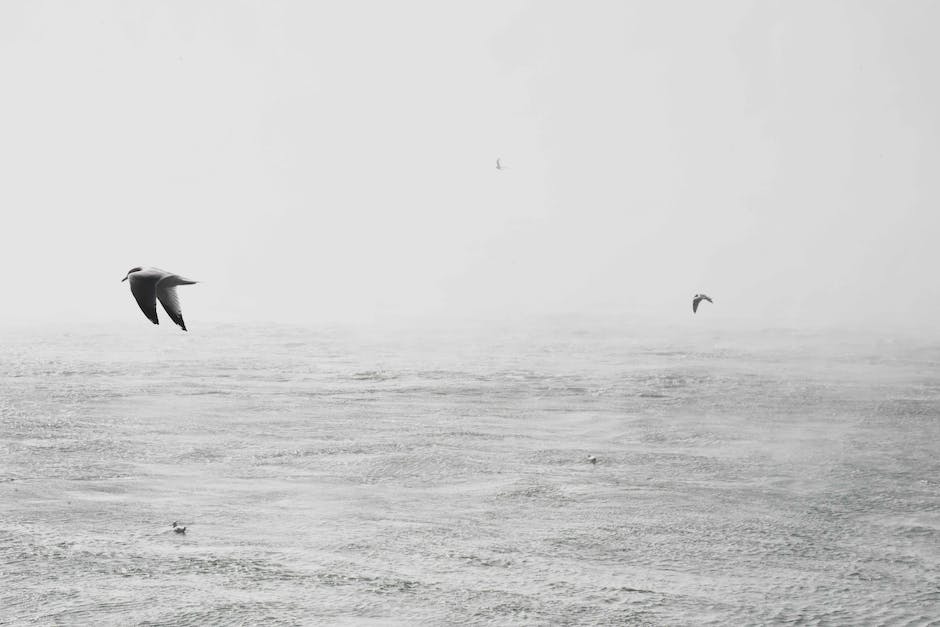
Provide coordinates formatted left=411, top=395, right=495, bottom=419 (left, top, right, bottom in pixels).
left=122, top=267, right=198, bottom=331
left=692, top=293, right=713, bottom=314
left=496, top=158, right=505, bottom=171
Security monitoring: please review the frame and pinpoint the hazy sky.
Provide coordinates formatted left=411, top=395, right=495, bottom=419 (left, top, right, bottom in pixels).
left=1, top=1, right=938, bottom=330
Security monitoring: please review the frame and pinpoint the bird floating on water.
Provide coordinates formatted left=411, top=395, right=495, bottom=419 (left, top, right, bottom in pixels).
left=692, top=293, right=713, bottom=314
left=122, top=267, right=198, bottom=331
left=587, top=455, right=597, bottom=465
left=171, top=521, right=186, bottom=534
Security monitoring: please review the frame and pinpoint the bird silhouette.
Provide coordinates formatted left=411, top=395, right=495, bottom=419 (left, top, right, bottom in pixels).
left=692, top=294, right=713, bottom=314
left=122, top=267, right=198, bottom=331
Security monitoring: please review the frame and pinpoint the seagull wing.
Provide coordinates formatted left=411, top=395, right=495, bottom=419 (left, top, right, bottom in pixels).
left=692, top=297, right=701, bottom=313
left=703, top=295, right=713, bottom=303
left=156, top=282, right=187, bottom=331
left=129, top=274, right=160, bottom=325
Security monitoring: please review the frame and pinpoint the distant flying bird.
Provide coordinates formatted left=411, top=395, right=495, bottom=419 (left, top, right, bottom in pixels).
left=171, top=521, right=186, bottom=534
left=692, top=294, right=713, bottom=314
left=122, top=267, right=198, bottom=331
left=496, top=158, right=505, bottom=171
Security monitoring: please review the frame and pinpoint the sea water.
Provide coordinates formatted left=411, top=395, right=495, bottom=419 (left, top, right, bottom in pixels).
left=1, top=320, right=938, bottom=625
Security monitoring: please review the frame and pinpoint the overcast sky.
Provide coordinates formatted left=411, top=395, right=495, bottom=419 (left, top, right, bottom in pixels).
left=1, top=1, right=937, bottom=331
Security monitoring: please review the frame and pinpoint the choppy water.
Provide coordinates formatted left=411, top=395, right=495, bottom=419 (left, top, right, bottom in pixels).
left=1, top=321, right=939, bottom=625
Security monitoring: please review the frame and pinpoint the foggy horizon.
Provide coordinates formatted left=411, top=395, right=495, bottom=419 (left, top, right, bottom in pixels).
left=5, top=4, right=940, bottom=624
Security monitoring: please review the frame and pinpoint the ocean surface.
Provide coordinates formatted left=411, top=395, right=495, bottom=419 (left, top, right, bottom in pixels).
left=1, top=320, right=939, bottom=626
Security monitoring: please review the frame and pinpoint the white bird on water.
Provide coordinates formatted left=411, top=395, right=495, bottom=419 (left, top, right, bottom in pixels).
left=692, top=293, right=713, bottom=314
left=122, top=267, right=198, bottom=331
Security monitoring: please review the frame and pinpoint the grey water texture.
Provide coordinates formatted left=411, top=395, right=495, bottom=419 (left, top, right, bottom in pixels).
left=1, top=321, right=939, bottom=625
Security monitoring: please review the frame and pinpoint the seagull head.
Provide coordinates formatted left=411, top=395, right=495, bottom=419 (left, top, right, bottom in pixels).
left=122, top=267, right=143, bottom=282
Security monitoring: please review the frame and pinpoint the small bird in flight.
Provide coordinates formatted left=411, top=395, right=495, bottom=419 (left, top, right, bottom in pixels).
left=122, top=267, right=198, bottom=331
left=496, top=158, right=505, bottom=171
left=692, top=294, right=713, bottom=314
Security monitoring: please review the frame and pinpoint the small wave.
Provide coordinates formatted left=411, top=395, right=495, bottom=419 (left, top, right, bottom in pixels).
left=348, top=371, right=399, bottom=382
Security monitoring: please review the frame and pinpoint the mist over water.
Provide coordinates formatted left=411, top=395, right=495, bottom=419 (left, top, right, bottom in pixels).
left=2, top=321, right=938, bottom=625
